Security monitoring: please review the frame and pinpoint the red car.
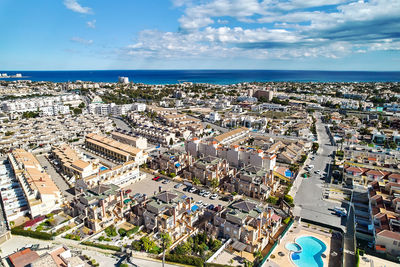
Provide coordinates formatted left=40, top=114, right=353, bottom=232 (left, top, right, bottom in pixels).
left=125, top=189, right=132, bottom=194
left=153, top=176, right=161, bottom=181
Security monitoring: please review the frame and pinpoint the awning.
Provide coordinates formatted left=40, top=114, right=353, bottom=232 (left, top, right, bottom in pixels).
left=232, top=241, right=247, bottom=252
left=191, top=205, right=199, bottom=212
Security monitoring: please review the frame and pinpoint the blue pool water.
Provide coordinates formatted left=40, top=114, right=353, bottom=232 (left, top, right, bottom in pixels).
left=291, top=236, right=326, bottom=267
left=100, top=166, right=108, bottom=171
left=285, top=242, right=301, bottom=253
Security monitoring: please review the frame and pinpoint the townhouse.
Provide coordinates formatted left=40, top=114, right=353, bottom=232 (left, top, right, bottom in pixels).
left=206, top=200, right=282, bottom=253
left=129, top=190, right=202, bottom=241
left=66, top=181, right=127, bottom=232
left=111, top=131, right=147, bottom=150
left=151, top=150, right=194, bottom=175
left=8, top=149, right=62, bottom=218
left=85, top=133, right=148, bottom=165
left=183, top=156, right=232, bottom=187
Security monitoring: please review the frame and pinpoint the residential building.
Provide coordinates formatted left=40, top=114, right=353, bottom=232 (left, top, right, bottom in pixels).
left=183, top=156, right=233, bottom=187
left=130, top=190, right=202, bottom=241
left=66, top=181, right=127, bottom=232
left=85, top=133, right=148, bottom=165
left=212, top=127, right=250, bottom=145
left=206, top=200, right=281, bottom=253
left=111, top=131, right=147, bottom=150
left=8, top=149, right=62, bottom=218
left=151, top=150, right=194, bottom=175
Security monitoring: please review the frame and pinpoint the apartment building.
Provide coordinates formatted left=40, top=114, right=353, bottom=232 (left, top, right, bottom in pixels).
left=111, top=131, right=147, bottom=150
left=151, top=150, right=194, bottom=175
left=83, top=160, right=143, bottom=187
left=51, top=143, right=100, bottom=179
left=1, top=94, right=82, bottom=113
left=66, top=181, right=126, bottom=232
left=186, top=139, right=277, bottom=170
left=85, top=133, right=148, bottom=165
left=206, top=200, right=281, bottom=253
left=130, top=190, right=202, bottom=241
left=8, top=149, right=62, bottom=218
left=223, top=166, right=277, bottom=201
left=183, top=156, right=233, bottom=187
left=212, top=127, right=250, bottom=145
left=367, top=181, right=400, bottom=256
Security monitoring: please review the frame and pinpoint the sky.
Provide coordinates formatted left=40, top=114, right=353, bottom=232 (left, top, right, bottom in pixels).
left=0, top=0, right=399, bottom=71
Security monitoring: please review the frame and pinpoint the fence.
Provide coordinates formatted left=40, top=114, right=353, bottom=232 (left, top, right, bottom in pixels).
left=258, top=219, right=294, bottom=267
left=205, top=238, right=232, bottom=264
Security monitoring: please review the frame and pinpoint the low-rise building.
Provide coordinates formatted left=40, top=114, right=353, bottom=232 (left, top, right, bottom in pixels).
left=151, top=150, right=194, bottom=175
left=111, top=131, right=147, bottom=150
left=8, top=149, right=62, bottom=218
left=206, top=200, right=281, bottom=253
left=85, top=133, right=148, bottom=165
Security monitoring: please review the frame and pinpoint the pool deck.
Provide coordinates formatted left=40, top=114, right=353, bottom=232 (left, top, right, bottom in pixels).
left=267, top=221, right=343, bottom=267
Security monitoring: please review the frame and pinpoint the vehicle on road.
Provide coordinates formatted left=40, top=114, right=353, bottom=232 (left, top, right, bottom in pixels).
left=152, top=176, right=161, bottom=181
left=210, top=193, right=218, bottom=200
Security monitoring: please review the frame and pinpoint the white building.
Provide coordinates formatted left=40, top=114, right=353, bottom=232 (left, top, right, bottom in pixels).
left=118, top=76, right=129, bottom=84
left=133, top=103, right=146, bottom=112
left=208, top=112, right=221, bottom=123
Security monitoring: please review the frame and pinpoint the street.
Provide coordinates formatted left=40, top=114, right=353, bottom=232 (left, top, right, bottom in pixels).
left=294, top=113, right=347, bottom=230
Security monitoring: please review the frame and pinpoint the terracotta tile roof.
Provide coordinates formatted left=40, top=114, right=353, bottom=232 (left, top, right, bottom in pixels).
left=8, top=248, right=40, bottom=267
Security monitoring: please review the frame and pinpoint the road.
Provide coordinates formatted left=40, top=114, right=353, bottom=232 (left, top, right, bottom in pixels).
left=111, top=116, right=131, bottom=132
left=36, top=155, right=74, bottom=201
left=294, top=113, right=347, bottom=230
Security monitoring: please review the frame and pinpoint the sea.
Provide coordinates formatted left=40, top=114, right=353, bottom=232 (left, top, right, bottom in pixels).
left=1, top=70, right=400, bottom=84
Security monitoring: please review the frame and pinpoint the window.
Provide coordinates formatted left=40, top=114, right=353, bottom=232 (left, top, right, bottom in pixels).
left=393, top=241, right=398, bottom=246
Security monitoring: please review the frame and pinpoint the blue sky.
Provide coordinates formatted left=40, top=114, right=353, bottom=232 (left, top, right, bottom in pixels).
left=0, top=0, right=399, bottom=70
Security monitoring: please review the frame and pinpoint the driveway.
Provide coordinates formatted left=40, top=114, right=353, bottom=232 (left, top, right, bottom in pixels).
left=36, top=155, right=74, bottom=201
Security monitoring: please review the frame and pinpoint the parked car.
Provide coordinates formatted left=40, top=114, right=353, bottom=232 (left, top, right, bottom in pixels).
left=203, top=191, right=211, bottom=198
left=207, top=204, right=215, bottom=210
left=174, top=183, right=183, bottom=189
left=153, top=176, right=161, bottom=181
left=199, top=189, right=206, bottom=196
left=162, top=179, right=170, bottom=184
left=189, top=187, right=197, bottom=193
left=195, top=200, right=203, bottom=206
left=210, top=193, right=218, bottom=200
left=125, top=189, right=132, bottom=194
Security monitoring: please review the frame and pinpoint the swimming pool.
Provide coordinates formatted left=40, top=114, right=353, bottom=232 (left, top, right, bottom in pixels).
left=100, top=166, right=108, bottom=171
left=285, top=242, right=301, bottom=253
left=290, top=236, right=326, bottom=267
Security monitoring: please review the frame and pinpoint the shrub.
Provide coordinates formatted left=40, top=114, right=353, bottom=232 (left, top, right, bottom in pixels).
left=165, top=254, right=204, bottom=267
left=267, top=196, right=278, bottom=205
left=11, top=227, right=53, bottom=240
left=98, top=236, right=105, bottom=241
left=81, top=241, right=121, bottom=252
left=120, top=264, right=129, bottom=267
left=284, top=194, right=294, bottom=204
left=118, top=228, right=127, bottom=237
left=231, top=192, right=237, bottom=196
left=104, top=225, right=117, bottom=237
left=169, top=173, right=176, bottom=178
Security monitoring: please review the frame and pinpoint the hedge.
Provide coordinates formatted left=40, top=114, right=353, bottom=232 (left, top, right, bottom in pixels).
left=11, top=227, right=54, bottom=240
left=165, top=254, right=204, bottom=267
left=81, top=241, right=121, bottom=252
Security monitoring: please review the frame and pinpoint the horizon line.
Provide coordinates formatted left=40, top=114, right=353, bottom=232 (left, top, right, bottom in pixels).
left=1, top=69, right=400, bottom=72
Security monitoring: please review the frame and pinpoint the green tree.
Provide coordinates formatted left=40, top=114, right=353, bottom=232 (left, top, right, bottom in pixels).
left=192, top=177, right=201, bottom=185
left=140, top=236, right=154, bottom=252
left=160, top=232, right=172, bottom=249
left=210, top=178, right=219, bottom=190
left=284, top=194, right=294, bottom=204
left=169, top=138, right=174, bottom=146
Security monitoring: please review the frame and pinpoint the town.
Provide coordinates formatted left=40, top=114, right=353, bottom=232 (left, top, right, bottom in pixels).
left=0, top=78, right=399, bottom=267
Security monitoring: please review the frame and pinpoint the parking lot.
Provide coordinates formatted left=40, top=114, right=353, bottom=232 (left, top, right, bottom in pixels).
left=123, top=172, right=230, bottom=209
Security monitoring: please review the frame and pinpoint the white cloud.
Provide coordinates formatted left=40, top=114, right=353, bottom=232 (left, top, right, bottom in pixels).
left=63, top=0, right=92, bottom=14
left=122, top=0, right=400, bottom=62
left=87, top=19, right=96, bottom=29
left=71, top=37, right=93, bottom=45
